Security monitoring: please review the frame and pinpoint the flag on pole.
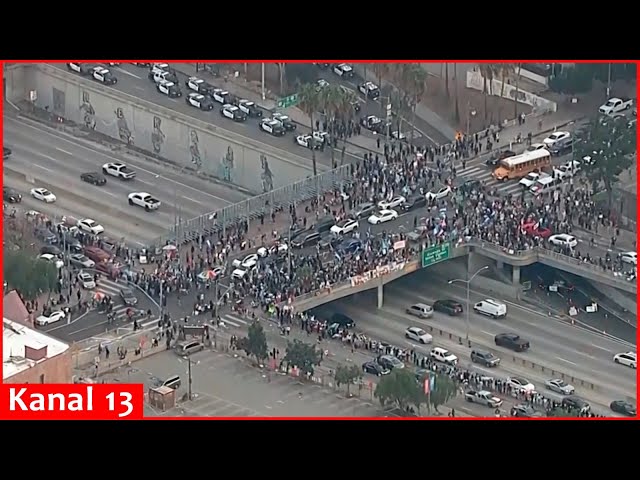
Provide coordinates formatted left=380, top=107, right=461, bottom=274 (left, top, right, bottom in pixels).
left=430, top=374, right=436, bottom=393
left=424, top=377, right=430, bottom=395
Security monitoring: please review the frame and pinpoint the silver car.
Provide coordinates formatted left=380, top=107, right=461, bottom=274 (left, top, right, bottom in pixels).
left=545, top=378, right=575, bottom=395
left=175, top=341, right=205, bottom=357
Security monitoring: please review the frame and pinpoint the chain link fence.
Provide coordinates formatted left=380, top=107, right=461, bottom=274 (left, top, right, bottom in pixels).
left=153, top=164, right=352, bottom=246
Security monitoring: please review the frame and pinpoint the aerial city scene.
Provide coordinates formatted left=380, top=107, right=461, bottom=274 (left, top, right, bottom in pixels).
left=2, top=61, right=637, bottom=418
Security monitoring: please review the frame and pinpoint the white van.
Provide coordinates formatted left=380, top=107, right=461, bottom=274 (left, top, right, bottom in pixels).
left=231, top=268, right=247, bottom=280
left=529, top=175, right=563, bottom=196
left=473, top=299, right=507, bottom=319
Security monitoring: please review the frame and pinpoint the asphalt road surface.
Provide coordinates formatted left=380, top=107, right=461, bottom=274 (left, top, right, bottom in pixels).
left=40, top=276, right=159, bottom=342
left=49, top=63, right=368, bottom=170
left=4, top=115, right=248, bottom=246
left=308, top=269, right=635, bottom=411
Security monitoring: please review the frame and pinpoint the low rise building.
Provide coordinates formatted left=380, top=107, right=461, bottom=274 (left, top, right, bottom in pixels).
left=3, top=317, right=72, bottom=383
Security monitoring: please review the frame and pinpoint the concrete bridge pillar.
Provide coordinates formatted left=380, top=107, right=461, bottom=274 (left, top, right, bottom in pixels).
left=496, top=260, right=504, bottom=270
left=377, top=283, right=384, bottom=309
left=512, top=265, right=521, bottom=286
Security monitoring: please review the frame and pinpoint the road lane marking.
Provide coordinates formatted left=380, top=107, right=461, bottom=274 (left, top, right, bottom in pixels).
left=590, top=343, right=612, bottom=353
left=55, top=147, right=73, bottom=156
left=33, top=163, right=53, bottom=172
left=182, top=195, right=203, bottom=204
left=555, top=357, right=577, bottom=366
left=102, top=191, right=118, bottom=198
left=134, top=86, right=145, bottom=90
left=480, top=330, right=493, bottom=336
left=573, top=350, right=594, bottom=358
left=115, top=67, right=141, bottom=79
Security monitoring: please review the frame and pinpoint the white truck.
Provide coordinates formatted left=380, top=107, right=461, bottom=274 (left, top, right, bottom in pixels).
left=599, top=97, right=633, bottom=116
left=128, top=192, right=161, bottom=211
left=465, top=390, right=503, bottom=408
left=102, top=162, right=136, bottom=180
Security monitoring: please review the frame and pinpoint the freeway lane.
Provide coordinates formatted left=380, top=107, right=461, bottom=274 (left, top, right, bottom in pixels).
left=49, top=63, right=361, bottom=170
left=4, top=116, right=249, bottom=245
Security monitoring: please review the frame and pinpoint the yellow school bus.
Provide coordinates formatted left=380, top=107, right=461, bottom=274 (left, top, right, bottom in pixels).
left=492, top=149, right=551, bottom=181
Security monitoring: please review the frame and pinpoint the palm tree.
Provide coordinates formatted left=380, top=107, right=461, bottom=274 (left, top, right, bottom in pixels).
left=298, top=83, right=322, bottom=176
left=498, top=63, right=515, bottom=99
left=444, top=63, right=450, bottom=99
left=276, top=63, right=287, bottom=95
left=477, top=63, right=499, bottom=122
left=392, top=64, right=427, bottom=142
left=513, top=63, right=523, bottom=118
left=372, top=63, right=392, bottom=114
left=318, top=85, right=358, bottom=167
left=454, top=63, right=460, bottom=124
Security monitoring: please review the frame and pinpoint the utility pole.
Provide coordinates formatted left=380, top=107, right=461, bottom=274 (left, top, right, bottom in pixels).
left=188, top=357, right=193, bottom=401
left=213, top=279, right=219, bottom=318
left=606, top=63, right=612, bottom=98
left=385, top=101, right=391, bottom=147
left=261, top=63, right=266, bottom=100
left=288, top=225, right=293, bottom=273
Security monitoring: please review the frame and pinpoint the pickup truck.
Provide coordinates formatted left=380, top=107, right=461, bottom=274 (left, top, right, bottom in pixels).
left=102, top=162, right=136, bottom=180
left=599, top=97, right=633, bottom=116
left=465, top=390, right=503, bottom=408
left=128, top=192, right=161, bottom=211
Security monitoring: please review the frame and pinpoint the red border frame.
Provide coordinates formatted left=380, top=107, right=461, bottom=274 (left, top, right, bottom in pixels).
left=1, top=60, right=637, bottom=420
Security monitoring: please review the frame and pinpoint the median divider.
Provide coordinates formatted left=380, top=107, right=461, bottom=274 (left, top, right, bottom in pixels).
left=417, top=323, right=599, bottom=392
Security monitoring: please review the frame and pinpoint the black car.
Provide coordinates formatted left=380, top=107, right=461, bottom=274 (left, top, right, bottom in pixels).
left=562, top=396, right=590, bottom=412
left=433, top=299, right=464, bottom=316
left=401, top=195, right=426, bottom=212
left=119, top=287, right=138, bottom=306
left=362, top=361, right=390, bottom=376
left=61, top=233, right=83, bottom=253
left=494, top=333, right=530, bottom=352
left=338, top=239, right=362, bottom=255
left=318, top=235, right=341, bottom=251
left=351, top=202, right=376, bottom=219
left=457, top=179, right=483, bottom=195
left=610, top=400, right=636, bottom=417
left=3, top=187, right=22, bottom=203
left=35, top=227, right=58, bottom=244
left=272, top=113, right=297, bottom=131
left=485, top=149, right=516, bottom=167
left=291, top=232, right=321, bottom=249
left=331, top=312, right=355, bottom=328
left=80, top=172, right=107, bottom=185
left=3, top=147, right=12, bottom=158
left=470, top=350, right=500, bottom=367
left=40, top=245, right=63, bottom=257
left=510, top=404, right=543, bottom=418
left=549, top=137, right=573, bottom=156
left=377, top=355, right=405, bottom=371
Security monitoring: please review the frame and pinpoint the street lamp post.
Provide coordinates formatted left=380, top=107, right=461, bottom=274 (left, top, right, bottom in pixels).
left=287, top=224, right=293, bottom=273
left=448, top=265, right=489, bottom=345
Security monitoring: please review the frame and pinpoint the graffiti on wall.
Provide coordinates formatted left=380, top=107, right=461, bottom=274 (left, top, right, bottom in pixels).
left=151, top=116, right=165, bottom=154
left=189, top=130, right=202, bottom=168
left=260, top=153, right=274, bottom=193
left=79, top=91, right=96, bottom=130
left=52, top=88, right=65, bottom=117
left=115, top=107, right=133, bottom=144
left=220, top=146, right=235, bottom=182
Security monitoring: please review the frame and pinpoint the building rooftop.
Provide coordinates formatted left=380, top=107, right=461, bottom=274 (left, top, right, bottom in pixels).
left=3, top=317, right=70, bottom=380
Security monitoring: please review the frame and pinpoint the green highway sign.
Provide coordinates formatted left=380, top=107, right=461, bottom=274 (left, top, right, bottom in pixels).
left=421, top=242, right=451, bottom=268
left=277, top=94, right=299, bottom=109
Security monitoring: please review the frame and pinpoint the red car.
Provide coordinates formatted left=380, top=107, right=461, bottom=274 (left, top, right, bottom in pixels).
left=522, top=221, right=552, bottom=238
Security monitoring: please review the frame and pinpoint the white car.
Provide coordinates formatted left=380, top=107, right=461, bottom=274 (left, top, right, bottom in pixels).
left=211, top=89, right=230, bottom=104
left=405, top=327, right=433, bottom=344
left=257, top=243, right=288, bottom=258
left=238, top=99, right=263, bottom=117
left=554, top=164, right=577, bottom=180
left=232, top=253, right=259, bottom=269
left=30, top=187, right=57, bottom=203
left=157, top=80, right=182, bottom=97
left=295, top=134, right=322, bottom=149
left=39, top=253, right=64, bottom=269
left=526, top=143, right=546, bottom=152
left=519, top=172, right=547, bottom=188
left=430, top=347, right=458, bottom=365
left=507, top=376, right=536, bottom=393
left=548, top=233, right=578, bottom=249
left=186, top=76, right=211, bottom=93
left=66, top=62, right=93, bottom=75
left=92, top=67, right=117, bottom=85
left=333, top=63, right=354, bottom=77
left=35, top=310, right=66, bottom=326
left=186, top=93, right=214, bottom=111
left=330, top=219, right=359, bottom=235
left=545, top=378, right=575, bottom=395
left=77, top=272, right=96, bottom=289
left=358, top=81, right=380, bottom=99
left=221, top=104, right=247, bottom=122
left=367, top=209, right=398, bottom=225
left=316, top=79, right=330, bottom=91
left=102, top=162, right=135, bottom=179
left=69, top=253, right=95, bottom=269
left=77, top=218, right=105, bottom=235
left=425, top=186, right=452, bottom=201
left=613, top=351, right=636, bottom=369
left=259, top=119, right=286, bottom=136
left=128, top=192, right=161, bottom=211
left=620, top=251, right=637, bottom=265
left=543, top=131, right=570, bottom=147
left=378, top=196, right=406, bottom=210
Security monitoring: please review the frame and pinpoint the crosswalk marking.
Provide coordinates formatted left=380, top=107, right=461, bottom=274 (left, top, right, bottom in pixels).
left=458, top=159, right=525, bottom=196
left=220, top=314, right=248, bottom=328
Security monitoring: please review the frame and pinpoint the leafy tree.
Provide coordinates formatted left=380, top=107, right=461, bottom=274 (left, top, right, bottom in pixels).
left=283, top=339, right=321, bottom=376
left=392, top=63, right=427, bottom=142
left=374, top=368, right=424, bottom=412
left=423, top=372, right=459, bottom=414
left=238, top=321, right=268, bottom=365
left=573, top=116, right=636, bottom=206
left=3, top=249, right=58, bottom=301
left=319, top=84, right=358, bottom=168
left=298, top=83, right=323, bottom=176
left=549, top=63, right=636, bottom=94
left=334, top=364, right=362, bottom=395
left=547, top=407, right=581, bottom=418
left=477, top=64, right=500, bottom=122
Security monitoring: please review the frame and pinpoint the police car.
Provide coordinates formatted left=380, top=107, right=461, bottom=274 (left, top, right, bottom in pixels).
left=67, top=63, right=94, bottom=75
left=272, top=112, right=297, bottom=131
left=316, top=79, right=330, bottom=91
left=259, top=118, right=286, bottom=136
left=237, top=99, right=263, bottom=117
left=211, top=89, right=231, bottom=104
left=360, top=115, right=383, bottom=132
left=148, top=63, right=174, bottom=79
left=186, top=93, right=214, bottom=111
left=92, top=67, right=117, bottom=85
left=358, top=81, right=380, bottom=99
left=313, top=131, right=329, bottom=145
left=221, top=104, right=247, bottom=122
left=186, top=76, right=213, bottom=94
left=333, top=63, right=354, bottom=78
left=157, top=79, right=182, bottom=98
left=294, top=134, right=322, bottom=149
